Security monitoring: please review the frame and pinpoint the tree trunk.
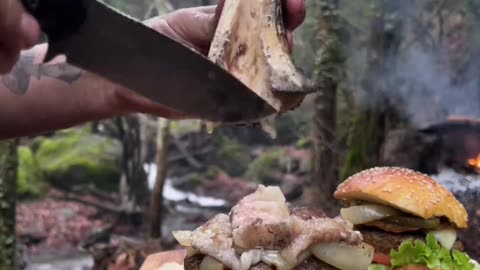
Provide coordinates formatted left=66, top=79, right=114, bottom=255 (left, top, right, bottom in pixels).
left=117, top=115, right=149, bottom=213
left=307, top=0, right=342, bottom=215
left=149, top=119, right=170, bottom=238
left=0, top=139, right=19, bottom=270
left=340, top=0, right=403, bottom=180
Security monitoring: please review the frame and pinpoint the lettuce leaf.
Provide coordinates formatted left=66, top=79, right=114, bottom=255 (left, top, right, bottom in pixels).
left=389, top=233, right=475, bottom=270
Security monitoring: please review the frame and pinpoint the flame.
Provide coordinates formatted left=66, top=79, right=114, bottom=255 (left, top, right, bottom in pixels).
left=468, top=153, right=480, bottom=169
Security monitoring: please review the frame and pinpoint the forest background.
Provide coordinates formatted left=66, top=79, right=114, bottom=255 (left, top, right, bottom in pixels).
left=1, top=0, right=480, bottom=269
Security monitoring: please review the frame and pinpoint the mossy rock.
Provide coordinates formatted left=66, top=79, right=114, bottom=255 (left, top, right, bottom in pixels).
left=35, top=128, right=122, bottom=192
left=216, top=137, right=252, bottom=177
left=296, top=137, right=312, bottom=149
left=245, top=148, right=286, bottom=184
left=17, top=146, right=47, bottom=198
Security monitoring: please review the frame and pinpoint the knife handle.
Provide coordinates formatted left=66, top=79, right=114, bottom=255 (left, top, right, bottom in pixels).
left=20, top=0, right=87, bottom=43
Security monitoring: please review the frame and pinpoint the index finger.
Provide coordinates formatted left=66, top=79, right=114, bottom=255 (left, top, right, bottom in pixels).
left=283, top=0, right=306, bottom=31
left=0, top=0, right=23, bottom=50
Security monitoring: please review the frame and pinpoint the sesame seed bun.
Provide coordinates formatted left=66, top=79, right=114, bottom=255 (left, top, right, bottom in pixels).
left=333, top=167, right=468, bottom=229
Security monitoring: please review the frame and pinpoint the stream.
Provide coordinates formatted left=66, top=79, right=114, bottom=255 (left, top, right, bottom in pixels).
left=26, top=164, right=227, bottom=270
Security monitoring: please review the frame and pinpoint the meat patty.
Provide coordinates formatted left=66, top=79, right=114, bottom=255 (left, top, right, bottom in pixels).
left=359, top=228, right=464, bottom=255
left=184, top=254, right=338, bottom=270
left=359, top=229, right=423, bottom=254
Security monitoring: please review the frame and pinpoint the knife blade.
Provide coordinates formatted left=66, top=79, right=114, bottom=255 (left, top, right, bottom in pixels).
left=20, top=0, right=275, bottom=124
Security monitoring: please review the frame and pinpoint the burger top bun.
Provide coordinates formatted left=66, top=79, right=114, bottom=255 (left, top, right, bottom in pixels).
left=334, top=167, right=468, bottom=229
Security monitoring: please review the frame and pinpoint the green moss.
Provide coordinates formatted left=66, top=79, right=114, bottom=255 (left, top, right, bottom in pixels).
left=189, top=174, right=203, bottom=187
left=245, top=148, right=286, bottom=183
left=35, top=128, right=122, bottom=192
left=17, top=146, right=46, bottom=198
left=296, top=137, right=312, bottom=149
left=340, top=111, right=383, bottom=180
left=216, top=137, right=251, bottom=177
left=204, top=167, right=220, bottom=180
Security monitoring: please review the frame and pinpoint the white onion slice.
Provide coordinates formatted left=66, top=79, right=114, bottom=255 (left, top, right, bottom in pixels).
left=199, top=256, right=224, bottom=270
left=172, top=230, right=192, bottom=247
left=470, top=259, right=480, bottom=270
left=311, top=242, right=374, bottom=270
left=340, top=204, right=401, bottom=225
left=430, top=228, right=457, bottom=250
left=297, top=250, right=311, bottom=264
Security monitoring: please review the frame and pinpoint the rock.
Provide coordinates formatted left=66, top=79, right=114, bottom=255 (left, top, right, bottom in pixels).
left=380, top=128, right=439, bottom=173
left=195, top=172, right=257, bottom=204
left=17, top=146, right=47, bottom=198
left=35, top=128, right=122, bottom=192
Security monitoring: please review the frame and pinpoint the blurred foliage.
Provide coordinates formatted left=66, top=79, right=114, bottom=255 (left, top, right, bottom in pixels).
left=245, top=148, right=286, bottom=184
left=215, top=136, right=252, bottom=177
left=16, top=146, right=46, bottom=198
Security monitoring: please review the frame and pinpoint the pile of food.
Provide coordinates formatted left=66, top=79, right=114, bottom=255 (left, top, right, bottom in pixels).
left=162, top=167, right=480, bottom=270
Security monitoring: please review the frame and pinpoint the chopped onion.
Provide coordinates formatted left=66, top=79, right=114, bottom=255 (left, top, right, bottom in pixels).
left=430, top=228, right=457, bottom=250
left=172, top=230, right=192, bottom=247
left=261, top=251, right=295, bottom=270
left=311, top=242, right=375, bottom=270
left=186, top=247, right=198, bottom=257
left=199, top=256, right=224, bottom=270
left=240, top=249, right=263, bottom=270
left=340, top=204, right=401, bottom=225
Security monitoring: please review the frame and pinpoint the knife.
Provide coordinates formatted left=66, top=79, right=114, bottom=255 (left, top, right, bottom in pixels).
left=20, top=0, right=275, bottom=124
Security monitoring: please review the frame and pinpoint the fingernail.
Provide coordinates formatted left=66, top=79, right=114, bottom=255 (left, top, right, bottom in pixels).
left=20, top=13, right=40, bottom=48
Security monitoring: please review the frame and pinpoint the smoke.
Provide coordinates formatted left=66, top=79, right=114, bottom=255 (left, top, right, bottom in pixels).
left=340, top=0, right=480, bottom=129
left=389, top=45, right=480, bottom=128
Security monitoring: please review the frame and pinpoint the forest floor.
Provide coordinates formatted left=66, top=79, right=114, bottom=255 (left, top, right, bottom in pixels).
left=16, top=189, right=119, bottom=260
left=15, top=183, right=233, bottom=269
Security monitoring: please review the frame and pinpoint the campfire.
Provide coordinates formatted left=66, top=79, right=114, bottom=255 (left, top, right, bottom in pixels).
left=468, top=153, right=480, bottom=171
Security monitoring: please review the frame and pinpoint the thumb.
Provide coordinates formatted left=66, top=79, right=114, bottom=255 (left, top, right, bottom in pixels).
left=163, top=6, right=218, bottom=54
left=214, top=0, right=225, bottom=24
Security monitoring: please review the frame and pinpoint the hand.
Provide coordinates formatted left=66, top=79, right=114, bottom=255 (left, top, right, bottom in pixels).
left=114, top=0, right=306, bottom=119
left=0, top=0, right=41, bottom=74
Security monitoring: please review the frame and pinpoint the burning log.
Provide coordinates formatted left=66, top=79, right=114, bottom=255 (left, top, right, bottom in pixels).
left=468, top=153, right=480, bottom=171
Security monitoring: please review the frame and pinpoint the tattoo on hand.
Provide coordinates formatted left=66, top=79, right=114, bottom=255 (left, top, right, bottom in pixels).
left=1, top=51, right=83, bottom=95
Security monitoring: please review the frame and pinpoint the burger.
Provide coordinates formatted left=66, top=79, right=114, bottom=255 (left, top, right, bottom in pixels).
left=171, top=185, right=376, bottom=270
left=333, top=166, right=480, bottom=270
